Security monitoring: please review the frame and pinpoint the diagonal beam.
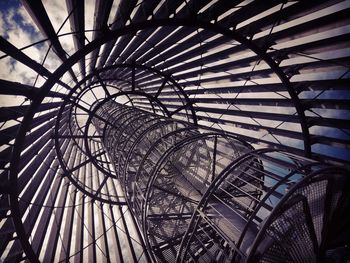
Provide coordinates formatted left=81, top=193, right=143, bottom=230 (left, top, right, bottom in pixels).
left=88, top=0, right=113, bottom=77
left=94, top=72, right=110, bottom=96
left=21, top=0, right=78, bottom=83
left=0, top=79, right=39, bottom=99
left=0, top=79, right=66, bottom=99
left=0, top=102, right=62, bottom=122
left=0, top=38, right=72, bottom=92
left=0, top=36, right=51, bottom=77
left=67, top=150, right=106, bottom=174
left=66, top=0, right=85, bottom=77
left=170, top=101, right=194, bottom=116
left=97, top=0, right=138, bottom=68
left=154, top=79, right=167, bottom=98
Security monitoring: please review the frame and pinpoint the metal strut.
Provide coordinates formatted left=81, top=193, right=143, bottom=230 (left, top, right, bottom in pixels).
left=91, top=100, right=349, bottom=263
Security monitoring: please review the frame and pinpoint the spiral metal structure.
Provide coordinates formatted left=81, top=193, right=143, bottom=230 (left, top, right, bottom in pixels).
left=92, top=100, right=258, bottom=262
left=89, top=100, right=350, bottom=262
left=0, top=0, right=350, bottom=262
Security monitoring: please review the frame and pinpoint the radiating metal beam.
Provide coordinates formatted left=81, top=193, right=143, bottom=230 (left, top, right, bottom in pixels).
left=21, top=0, right=78, bottom=83
left=0, top=79, right=66, bottom=99
left=0, top=36, right=52, bottom=77
left=66, top=0, right=86, bottom=77
left=0, top=37, right=72, bottom=91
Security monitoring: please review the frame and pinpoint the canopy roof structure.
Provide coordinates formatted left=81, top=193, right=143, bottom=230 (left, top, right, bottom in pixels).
left=0, top=0, right=349, bottom=262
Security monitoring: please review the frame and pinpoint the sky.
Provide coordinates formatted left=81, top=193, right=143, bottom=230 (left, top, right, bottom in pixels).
left=0, top=0, right=95, bottom=86
left=0, top=0, right=43, bottom=84
left=0, top=0, right=85, bottom=107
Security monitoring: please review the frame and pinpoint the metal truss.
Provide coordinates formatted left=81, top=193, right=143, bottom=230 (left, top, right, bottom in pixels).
left=91, top=100, right=349, bottom=262
left=0, top=0, right=349, bottom=262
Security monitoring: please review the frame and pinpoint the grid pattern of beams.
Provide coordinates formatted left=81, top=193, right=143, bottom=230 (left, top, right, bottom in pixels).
left=0, top=0, right=349, bottom=262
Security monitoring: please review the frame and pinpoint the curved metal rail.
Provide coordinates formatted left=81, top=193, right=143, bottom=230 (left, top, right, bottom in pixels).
left=92, top=100, right=350, bottom=262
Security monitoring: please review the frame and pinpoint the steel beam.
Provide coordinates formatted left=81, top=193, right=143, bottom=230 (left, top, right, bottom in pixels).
left=21, top=0, right=78, bottom=83
left=66, top=0, right=86, bottom=77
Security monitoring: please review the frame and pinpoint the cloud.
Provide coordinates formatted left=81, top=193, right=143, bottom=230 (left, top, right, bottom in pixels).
left=0, top=5, right=45, bottom=85
left=0, top=12, right=5, bottom=36
left=41, top=0, right=76, bottom=55
left=0, top=0, right=102, bottom=88
left=0, top=3, right=69, bottom=86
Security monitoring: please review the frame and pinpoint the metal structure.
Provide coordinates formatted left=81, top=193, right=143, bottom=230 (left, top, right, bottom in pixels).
left=0, top=0, right=349, bottom=262
left=92, top=100, right=257, bottom=262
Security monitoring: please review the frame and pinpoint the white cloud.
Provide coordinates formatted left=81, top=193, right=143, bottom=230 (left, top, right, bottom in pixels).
left=0, top=7, right=45, bottom=85
left=0, top=3, right=72, bottom=86
left=0, top=56, right=38, bottom=85
left=0, top=12, right=4, bottom=36
left=41, top=0, right=75, bottom=55
left=18, top=6, right=40, bottom=34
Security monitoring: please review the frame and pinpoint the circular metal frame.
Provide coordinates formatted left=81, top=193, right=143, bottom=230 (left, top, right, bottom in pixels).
left=138, top=131, right=254, bottom=262
left=176, top=149, right=349, bottom=262
left=54, top=90, right=174, bottom=204
left=9, top=18, right=314, bottom=262
left=246, top=166, right=349, bottom=262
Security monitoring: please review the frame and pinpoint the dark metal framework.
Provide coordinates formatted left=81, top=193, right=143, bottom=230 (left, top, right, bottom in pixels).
left=0, top=0, right=349, bottom=262
left=91, top=100, right=349, bottom=262
left=92, top=100, right=257, bottom=262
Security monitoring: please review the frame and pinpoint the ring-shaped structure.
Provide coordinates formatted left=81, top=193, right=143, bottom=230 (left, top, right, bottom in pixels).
left=9, top=18, right=312, bottom=262
left=176, top=149, right=349, bottom=262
